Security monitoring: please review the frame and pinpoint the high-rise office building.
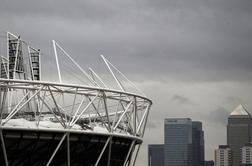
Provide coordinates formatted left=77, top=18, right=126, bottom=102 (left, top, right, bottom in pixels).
left=148, top=144, right=164, bottom=166
left=164, top=118, right=192, bottom=166
left=227, top=104, right=252, bottom=166
left=241, top=143, right=252, bottom=166
left=192, top=121, right=205, bottom=166
left=164, top=118, right=204, bottom=166
left=215, top=145, right=232, bottom=166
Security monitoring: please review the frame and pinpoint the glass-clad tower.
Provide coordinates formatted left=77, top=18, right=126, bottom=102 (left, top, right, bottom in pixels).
left=164, top=118, right=193, bottom=166
left=192, top=121, right=205, bottom=166
left=227, top=104, right=252, bottom=166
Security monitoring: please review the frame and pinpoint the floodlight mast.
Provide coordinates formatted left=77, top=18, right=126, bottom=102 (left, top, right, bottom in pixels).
left=0, top=32, right=152, bottom=166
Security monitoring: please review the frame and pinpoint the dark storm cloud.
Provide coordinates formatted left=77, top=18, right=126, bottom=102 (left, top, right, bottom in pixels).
left=1, top=1, right=252, bottom=164
left=1, top=0, right=252, bottom=82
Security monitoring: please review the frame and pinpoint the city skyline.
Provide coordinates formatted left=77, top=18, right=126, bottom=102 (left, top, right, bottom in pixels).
left=149, top=104, right=252, bottom=165
left=1, top=0, right=252, bottom=165
left=149, top=118, right=204, bottom=166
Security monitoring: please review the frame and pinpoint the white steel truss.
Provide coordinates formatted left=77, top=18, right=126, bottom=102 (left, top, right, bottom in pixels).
left=0, top=32, right=152, bottom=166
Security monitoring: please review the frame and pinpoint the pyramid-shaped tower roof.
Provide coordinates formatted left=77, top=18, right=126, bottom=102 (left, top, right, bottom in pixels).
left=230, top=104, right=250, bottom=116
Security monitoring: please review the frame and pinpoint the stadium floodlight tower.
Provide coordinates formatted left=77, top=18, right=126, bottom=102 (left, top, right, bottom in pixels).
left=0, top=32, right=152, bottom=166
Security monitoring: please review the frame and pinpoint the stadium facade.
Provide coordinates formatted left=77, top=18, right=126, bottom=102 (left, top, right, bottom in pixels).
left=0, top=32, right=152, bottom=166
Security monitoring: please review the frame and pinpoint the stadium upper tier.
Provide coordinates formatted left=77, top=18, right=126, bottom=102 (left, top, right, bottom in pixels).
left=0, top=32, right=152, bottom=166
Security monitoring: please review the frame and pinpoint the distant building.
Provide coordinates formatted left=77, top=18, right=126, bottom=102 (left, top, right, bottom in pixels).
left=204, top=160, right=214, bottom=166
left=192, top=121, right=205, bottom=166
left=241, top=143, right=252, bottom=166
left=148, top=144, right=164, bottom=166
left=164, top=118, right=204, bottom=166
left=164, top=118, right=193, bottom=166
left=215, top=145, right=232, bottom=166
left=227, top=104, right=252, bottom=166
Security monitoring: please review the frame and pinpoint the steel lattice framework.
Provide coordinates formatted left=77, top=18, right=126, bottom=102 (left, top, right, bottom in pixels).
left=0, top=32, right=152, bottom=166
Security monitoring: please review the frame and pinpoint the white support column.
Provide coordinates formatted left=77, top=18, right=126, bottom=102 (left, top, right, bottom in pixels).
left=103, top=93, right=111, bottom=132
left=132, top=144, right=141, bottom=166
left=67, top=133, right=71, bottom=166
left=112, top=95, right=122, bottom=128
left=113, top=100, right=133, bottom=131
left=95, top=137, right=111, bottom=166
left=70, top=93, right=99, bottom=127
left=48, top=86, right=66, bottom=128
left=101, top=55, right=125, bottom=92
left=53, top=40, right=62, bottom=83
left=4, top=91, right=31, bottom=120
left=27, top=46, right=35, bottom=80
left=54, top=41, right=99, bottom=86
left=0, top=88, right=7, bottom=124
left=37, top=94, right=65, bottom=128
left=134, top=97, right=137, bottom=136
left=46, top=133, right=67, bottom=166
left=141, top=104, right=151, bottom=137
left=38, top=50, right=41, bottom=80
left=3, top=86, right=44, bottom=124
left=105, top=57, right=146, bottom=96
left=70, top=88, right=78, bottom=116
left=136, top=105, right=150, bottom=135
left=6, top=32, right=9, bottom=79
left=88, top=67, right=109, bottom=89
left=123, top=140, right=136, bottom=166
left=13, top=36, right=20, bottom=80
left=35, top=90, right=41, bottom=127
left=107, top=136, right=112, bottom=166
left=69, top=95, right=86, bottom=125
left=87, top=96, right=110, bottom=132
left=0, top=130, right=9, bottom=166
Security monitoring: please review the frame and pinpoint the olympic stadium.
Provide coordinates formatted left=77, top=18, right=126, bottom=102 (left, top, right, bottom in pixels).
left=0, top=32, right=152, bottom=166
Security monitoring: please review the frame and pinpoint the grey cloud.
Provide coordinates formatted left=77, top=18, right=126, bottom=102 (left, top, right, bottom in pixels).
left=226, top=96, right=242, bottom=105
left=1, top=0, right=252, bottom=83
left=207, top=107, right=229, bottom=126
left=146, top=120, right=160, bottom=129
left=1, top=0, right=252, bottom=164
left=171, top=94, right=192, bottom=104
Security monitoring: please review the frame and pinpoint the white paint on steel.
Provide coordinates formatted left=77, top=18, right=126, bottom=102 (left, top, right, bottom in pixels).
left=0, top=32, right=152, bottom=166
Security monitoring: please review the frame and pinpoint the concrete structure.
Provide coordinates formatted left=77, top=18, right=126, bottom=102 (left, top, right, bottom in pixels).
left=215, top=145, right=232, bottom=166
left=164, top=118, right=204, bottom=166
left=242, top=143, right=252, bottom=166
left=227, top=104, right=252, bottom=166
left=148, top=144, right=164, bottom=166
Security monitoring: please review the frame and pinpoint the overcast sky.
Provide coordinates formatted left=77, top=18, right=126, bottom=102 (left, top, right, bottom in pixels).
left=1, top=0, right=252, bottom=165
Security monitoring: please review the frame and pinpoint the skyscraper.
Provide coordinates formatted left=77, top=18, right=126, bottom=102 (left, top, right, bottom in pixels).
left=227, top=104, right=252, bottom=166
left=148, top=144, right=164, bottom=166
left=164, top=118, right=204, bottom=166
left=164, top=118, right=192, bottom=166
left=215, top=145, right=232, bottom=166
left=192, top=121, right=205, bottom=166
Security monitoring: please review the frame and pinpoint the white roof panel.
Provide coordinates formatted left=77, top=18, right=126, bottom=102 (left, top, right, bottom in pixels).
left=230, top=104, right=250, bottom=116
